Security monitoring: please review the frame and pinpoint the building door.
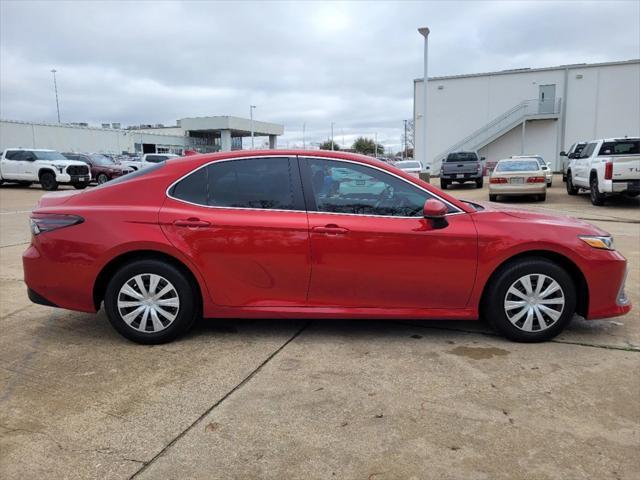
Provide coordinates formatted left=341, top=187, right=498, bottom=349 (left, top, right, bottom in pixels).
left=539, top=84, right=556, bottom=114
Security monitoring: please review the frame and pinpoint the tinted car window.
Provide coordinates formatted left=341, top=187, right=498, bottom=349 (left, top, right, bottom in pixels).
left=306, top=158, right=451, bottom=217
left=146, top=155, right=164, bottom=163
left=4, top=150, right=22, bottom=160
left=599, top=140, right=640, bottom=155
left=580, top=142, right=597, bottom=158
left=171, top=167, right=208, bottom=205
left=446, top=152, right=478, bottom=162
left=207, top=157, right=299, bottom=210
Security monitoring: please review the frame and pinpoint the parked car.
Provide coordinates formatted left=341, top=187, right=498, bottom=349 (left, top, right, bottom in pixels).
left=439, top=151, right=484, bottom=189
left=566, top=137, right=640, bottom=205
left=394, top=160, right=429, bottom=178
left=23, top=150, right=630, bottom=344
left=489, top=158, right=547, bottom=202
left=511, top=155, right=553, bottom=187
left=1, top=148, right=91, bottom=190
left=120, top=153, right=179, bottom=171
left=560, top=142, right=586, bottom=182
left=63, top=153, right=133, bottom=184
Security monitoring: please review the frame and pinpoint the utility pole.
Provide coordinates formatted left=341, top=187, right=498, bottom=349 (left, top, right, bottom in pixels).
left=51, top=69, right=61, bottom=123
left=250, top=105, right=256, bottom=149
left=302, top=122, right=306, bottom=149
left=418, top=27, right=430, bottom=169
left=330, top=122, right=335, bottom=150
left=374, top=132, right=378, bottom=158
left=403, top=119, right=408, bottom=159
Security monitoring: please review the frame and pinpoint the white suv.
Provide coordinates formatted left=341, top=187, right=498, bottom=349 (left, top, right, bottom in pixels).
left=120, top=153, right=179, bottom=171
left=0, top=148, right=92, bottom=190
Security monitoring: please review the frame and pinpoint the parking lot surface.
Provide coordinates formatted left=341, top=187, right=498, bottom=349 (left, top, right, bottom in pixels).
left=1, top=177, right=638, bottom=479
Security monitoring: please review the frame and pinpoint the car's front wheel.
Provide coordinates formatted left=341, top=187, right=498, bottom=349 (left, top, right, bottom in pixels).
left=566, top=172, right=578, bottom=195
left=483, top=258, right=576, bottom=342
left=39, top=171, right=58, bottom=191
left=73, top=182, right=89, bottom=190
left=104, top=259, right=199, bottom=344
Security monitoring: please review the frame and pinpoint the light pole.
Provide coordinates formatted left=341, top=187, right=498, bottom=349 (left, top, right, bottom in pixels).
left=51, top=69, right=61, bottom=123
left=403, top=119, right=408, bottom=159
left=374, top=132, right=378, bottom=158
left=302, top=122, right=306, bottom=149
left=249, top=105, right=256, bottom=149
left=418, top=27, right=430, bottom=169
left=330, top=122, right=335, bottom=150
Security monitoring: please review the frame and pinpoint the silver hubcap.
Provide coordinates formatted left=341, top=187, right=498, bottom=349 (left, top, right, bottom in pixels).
left=504, top=274, right=565, bottom=332
left=117, top=274, right=179, bottom=333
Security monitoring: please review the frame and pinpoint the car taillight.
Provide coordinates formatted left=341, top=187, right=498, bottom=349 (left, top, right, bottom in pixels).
left=527, top=176, right=546, bottom=183
left=490, top=177, right=507, bottom=184
left=30, top=214, right=84, bottom=235
left=604, top=161, right=613, bottom=180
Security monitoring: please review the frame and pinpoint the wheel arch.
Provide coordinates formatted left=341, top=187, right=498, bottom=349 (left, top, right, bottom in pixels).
left=479, top=250, right=589, bottom=318
left=38, top=168, right=56, bottom=179
left=92, top=249, right=203, bottom=312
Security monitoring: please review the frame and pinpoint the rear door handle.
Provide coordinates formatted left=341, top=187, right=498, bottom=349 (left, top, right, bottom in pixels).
left=312, top=224, right=349, bottom=235
left=173, top=218, right=211, bottom=228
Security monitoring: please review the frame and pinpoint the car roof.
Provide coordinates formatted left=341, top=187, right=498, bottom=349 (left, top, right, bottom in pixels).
left=4, top=148, right=56, bottom=152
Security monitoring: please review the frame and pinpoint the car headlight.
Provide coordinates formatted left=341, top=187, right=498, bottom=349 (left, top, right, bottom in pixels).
left=579, top=235, right=615, bottom=250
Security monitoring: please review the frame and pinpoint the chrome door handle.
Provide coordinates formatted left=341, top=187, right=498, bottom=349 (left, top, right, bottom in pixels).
left=312, top=225, right=349, bottom=235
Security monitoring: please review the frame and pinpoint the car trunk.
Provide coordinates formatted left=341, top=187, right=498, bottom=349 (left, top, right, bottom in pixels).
left=443, top=162, right=479, bottom=175
left=610, top=155, right=640, bottom=181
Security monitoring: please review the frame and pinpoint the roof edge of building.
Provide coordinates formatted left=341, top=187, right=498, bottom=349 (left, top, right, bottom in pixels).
left=413, top=58, right=640, bottom=83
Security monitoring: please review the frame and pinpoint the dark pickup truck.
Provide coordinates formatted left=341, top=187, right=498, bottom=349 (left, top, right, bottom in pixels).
left=439, top=151, right=485, bottom=189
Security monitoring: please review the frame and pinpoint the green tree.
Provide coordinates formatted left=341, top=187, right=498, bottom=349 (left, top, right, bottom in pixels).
left=352, top=137, right=384, bottom=156
left=319, top=140, right=340, bottom=150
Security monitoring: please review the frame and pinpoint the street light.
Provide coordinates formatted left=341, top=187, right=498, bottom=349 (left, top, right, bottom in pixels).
left=249, top=105, right=256, bottom=149
left=51, top=69, right=61, bottom=123
left=418, top=27, right=430, bottom=169
left=330, top=122, right=335, bottom=150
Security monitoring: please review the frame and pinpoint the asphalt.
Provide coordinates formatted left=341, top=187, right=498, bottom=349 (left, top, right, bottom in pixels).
left=0, top=177, right=638, bottom=480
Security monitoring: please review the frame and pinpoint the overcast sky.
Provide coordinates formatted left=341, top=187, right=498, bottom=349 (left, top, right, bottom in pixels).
left=1, top=0, right=639, bottom=151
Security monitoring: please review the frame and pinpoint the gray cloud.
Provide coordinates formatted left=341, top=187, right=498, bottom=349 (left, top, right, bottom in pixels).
left=1, top=0, right=639, bottom=151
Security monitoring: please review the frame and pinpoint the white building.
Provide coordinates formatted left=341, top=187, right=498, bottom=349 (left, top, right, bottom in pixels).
left=0, top=116, right=284, bottom=155
left=414, top=59, right=640, bottom=171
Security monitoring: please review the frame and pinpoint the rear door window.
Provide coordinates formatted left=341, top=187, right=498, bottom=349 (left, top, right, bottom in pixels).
left=446, top=152, right=478, bottom=162
left=170, top=157, right=304, bottom=211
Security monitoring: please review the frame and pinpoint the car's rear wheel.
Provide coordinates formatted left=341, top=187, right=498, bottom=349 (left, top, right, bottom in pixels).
left=476, top=178, right=483, bottom=188
left=97, top=173, right=109, bottom=185
left=104, top=259, right=198, bottom=344
left=538, top=193, right=546, bottom=201
left=39, top=171, right=58, bottom=191
left=489, top=194, right=498, bottom=202
left=566, top=172, right=578, bottom=195
left=590, top=175, right=606, bottom=206
left=440, top=179, right=449, bottom=190
left=483, top=258, right=576, bottom=342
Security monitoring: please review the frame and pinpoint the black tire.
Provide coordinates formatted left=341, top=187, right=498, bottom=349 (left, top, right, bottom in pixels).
left=590, top=175, right=606, bottom=206
left=476, top=178, right=484, bottom=188
left=440, top=179, right=449, bottom=190
left=547, top=180, right=552, bottom=188
left=73, top=182, right=89, bottom=190
left=538, top=193, right=546, bottom=202
left=104, top=259, right=199, bottom=344
left=489, top=194, right=498, bottom=202
left=482, top=257, right=576, bottom=342
left=624, top=192, right=639, bottom=198
left=566, top=171, right=578, bottom=195
left=562, top=174, right=566, bottom=183
left=97, top=173, right=109, bottom=185
left=39, top=171, right=58, bottom=191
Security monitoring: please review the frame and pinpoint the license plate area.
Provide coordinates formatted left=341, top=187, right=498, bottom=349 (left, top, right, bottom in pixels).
left=510, top=177, right=524, bottom=184
left=456, top=174, right=465, bottom=179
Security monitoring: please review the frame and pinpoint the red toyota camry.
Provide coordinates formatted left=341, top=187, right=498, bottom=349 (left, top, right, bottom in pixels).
left=23, top=150, right=631, bottom=344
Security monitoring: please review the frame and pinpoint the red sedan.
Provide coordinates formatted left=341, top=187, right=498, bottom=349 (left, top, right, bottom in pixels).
left=23, top=150, right=631, bottom=344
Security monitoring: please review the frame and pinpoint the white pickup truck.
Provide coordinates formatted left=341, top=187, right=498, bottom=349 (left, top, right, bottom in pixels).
left=0, top=148, right=92, bottom=190
left=566, top=137, right=640, bottom=205
left=119, top=153, right=179, bottom=171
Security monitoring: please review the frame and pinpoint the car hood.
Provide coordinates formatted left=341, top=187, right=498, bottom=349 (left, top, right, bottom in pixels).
left=46, top=159, right=89, bottom=167
left=472, top=201, right=609, bottom=236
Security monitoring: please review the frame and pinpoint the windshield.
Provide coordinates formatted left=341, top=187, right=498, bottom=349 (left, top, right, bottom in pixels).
left=396, top=161, right=421, bottom=169
left=495, top=160, right=540, bottom=172
left=34, top=151, right=68, bottom=161
left=90, top=154, right=116, bottom=166
left=446, top=152, right=478, bottom=162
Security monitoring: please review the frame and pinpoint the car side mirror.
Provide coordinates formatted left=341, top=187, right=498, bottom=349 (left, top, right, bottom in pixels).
left=423, top=199, right=448, bottom=229
left=560, top=151, right=567, bottom=156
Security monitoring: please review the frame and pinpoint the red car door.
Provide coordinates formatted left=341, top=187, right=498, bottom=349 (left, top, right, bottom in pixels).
left=301, top=157, right=478, bottom=310
left=160, top=156, right=311, bottom=307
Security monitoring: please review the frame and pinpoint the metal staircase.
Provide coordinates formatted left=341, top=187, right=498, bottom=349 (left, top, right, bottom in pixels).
left=433, top=98, right=561, bottom=164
